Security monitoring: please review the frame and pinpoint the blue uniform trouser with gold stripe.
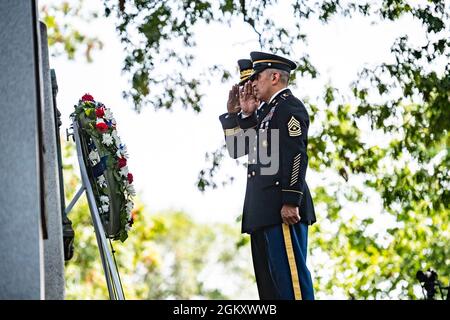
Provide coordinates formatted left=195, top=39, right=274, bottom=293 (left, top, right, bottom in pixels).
left=250, top=222, right=314, bottom=300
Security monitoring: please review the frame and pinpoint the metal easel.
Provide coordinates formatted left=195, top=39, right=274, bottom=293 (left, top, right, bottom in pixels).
left=65, top=120, right=125, bottom=300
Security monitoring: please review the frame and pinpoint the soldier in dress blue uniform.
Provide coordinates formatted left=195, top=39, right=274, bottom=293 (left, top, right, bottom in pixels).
left=219, top=52, right=316, bottom=300
left=223, top=59, right=254, bottom=121
left=220, top=59, right=266, bottom=158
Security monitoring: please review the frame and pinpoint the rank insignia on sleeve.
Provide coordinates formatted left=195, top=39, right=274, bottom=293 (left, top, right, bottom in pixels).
left=290, top=153, right=301, bottom=186
left=288, top=116, right=301, bottom=137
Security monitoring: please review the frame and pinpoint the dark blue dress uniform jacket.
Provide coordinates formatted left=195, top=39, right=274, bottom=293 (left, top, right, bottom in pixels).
left=219, top=89, right=316, bottom=234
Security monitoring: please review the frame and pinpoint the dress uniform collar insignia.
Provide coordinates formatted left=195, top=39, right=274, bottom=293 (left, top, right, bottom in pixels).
left=280, top=89, right=292, bottom=100
left=288, top=116, right=302, bottom=137
left=266, top=89, right=291, bottom=109
left=269, top=97, right=278, bottom=107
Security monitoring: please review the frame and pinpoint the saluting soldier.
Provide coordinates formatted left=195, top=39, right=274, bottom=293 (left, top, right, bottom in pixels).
left=219, top=52, right=316, bottom=300
left=219, top=59, right=265, bottom=158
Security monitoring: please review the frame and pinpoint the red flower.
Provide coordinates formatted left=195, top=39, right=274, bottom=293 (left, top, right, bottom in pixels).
left=81, top=94, right=94, bottom=102
left=127, top=173, right=133, bottom=184
left=95, top=107, right=105, bottom=118
left=118, top=157, right=127, bottom=168
left=96, top=122, right=108, bottom=132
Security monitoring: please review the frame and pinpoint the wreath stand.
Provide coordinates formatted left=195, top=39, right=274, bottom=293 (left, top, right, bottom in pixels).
left=65, top=120, right=125, bottom=300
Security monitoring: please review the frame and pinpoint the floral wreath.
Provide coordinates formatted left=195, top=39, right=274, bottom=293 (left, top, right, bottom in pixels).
left=71, top=94, right=135, bottom=242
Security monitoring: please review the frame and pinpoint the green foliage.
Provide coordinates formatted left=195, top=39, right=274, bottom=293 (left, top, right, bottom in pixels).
left=198, top=0, right=449, bottom=299
left=71, top=98, right=134, bottom=242
left=325, top=0, right=450, bottom=298
left=40, top=0, right=103, bottom=62
left=101, top=0, right=324, bottom=111
left=47, top=0, right=449, bottom=299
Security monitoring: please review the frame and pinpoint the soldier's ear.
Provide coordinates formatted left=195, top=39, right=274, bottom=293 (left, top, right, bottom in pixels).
left=272, top=72, right=280, bottom=83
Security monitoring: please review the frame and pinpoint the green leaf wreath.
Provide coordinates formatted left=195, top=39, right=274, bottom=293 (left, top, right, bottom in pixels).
left=71, top=94, right=135, bottom=242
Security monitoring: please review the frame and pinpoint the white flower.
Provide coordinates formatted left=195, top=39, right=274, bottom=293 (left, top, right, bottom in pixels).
left=111, top=130, right=122, bottom=148
left=125, top=224, right=132, bottom=231
left=125, top=182, right=136, bottom=197
left=116, top=144, right=129, bottom=158
left=96, top=118, right=106, bottom=125
left=100, top=195, right=109, bottom=204
left=101, top=204, right=109, bottom=213
left=102, top=133, right=114, bottom=146
left=97, top=175, right=107, bottom=188
left=119, top=166, right=129, bottom=177
left=104, top=109, right=114, bottom=120
left=126, top=201, right=134, bottom=214
left=88, top=150, right=100, bottom=163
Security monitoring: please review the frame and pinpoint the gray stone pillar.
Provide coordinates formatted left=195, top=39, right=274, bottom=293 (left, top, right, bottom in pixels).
left=40, top=22, right=65, bottom=300
left=0, top=0, right=45, bottom=299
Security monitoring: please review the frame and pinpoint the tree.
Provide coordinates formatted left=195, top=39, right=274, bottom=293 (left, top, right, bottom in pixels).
left=111, top=0, right=449, bottom=299
left=40, top=0, right=103, bottom=62
left=43, top=0, right=449, bottom=299
left=61, top=140, right=257, bottom=299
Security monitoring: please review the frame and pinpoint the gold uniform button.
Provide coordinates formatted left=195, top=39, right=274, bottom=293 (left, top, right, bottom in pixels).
left=262, top=140, right=268, bottom=148
left=275, top=181, right=279, bottom=185
left=248, top=174, right=251, bottom=178
left=252, top=171, right=256, bottom=176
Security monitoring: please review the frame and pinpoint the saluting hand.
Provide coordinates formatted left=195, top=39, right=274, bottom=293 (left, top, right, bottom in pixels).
left=227, top=84, right=241, bottom=114
left=239, top=81, right=259, bottom=116
left=281, top=204, right=301, bottom=225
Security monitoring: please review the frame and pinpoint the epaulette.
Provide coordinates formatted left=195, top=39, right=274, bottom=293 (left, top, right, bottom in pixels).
left=280, top=91, right=292, bottom=100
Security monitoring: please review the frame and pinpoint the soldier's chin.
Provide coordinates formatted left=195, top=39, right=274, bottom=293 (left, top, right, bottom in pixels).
left=255, top=93, right=267, bottom=103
